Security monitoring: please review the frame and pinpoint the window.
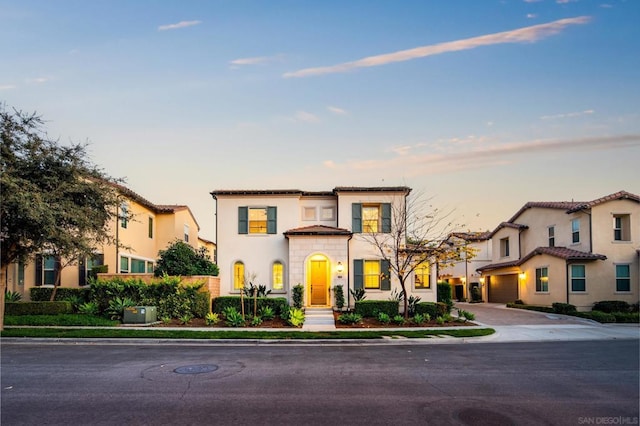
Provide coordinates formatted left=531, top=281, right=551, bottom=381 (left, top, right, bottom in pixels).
left=17, top=262, right=25, bottom=286
left=353, top=259, right=390, bottom=291
left=131, top=259, right=146, bottom=273
left=302, top=207, right=316, bottom=221
left=571, top=219, right=580, bottom=243
left=548, top=226, right=555, bottom=247
left=613, top=214, right=631, bottom=241
left=351, top=203, right=391, bottom=233
left=500, top=237, right=510, bottom=257
left=120, top=203, right=129, bottom=229
left=615, top=264, right=631, bottom=292
left=146, top=262, right=154, bottom=273
left=272, top=261, right=284, bottom=291
left=148, top=217, right=154, bottom=239
left=35, top=255, right=58, bottom=286
left=184, top=224, right=190, bottom=242
left=570, top=264, right=586, bottom=292
left=320, top=206, right=335, bottom=221
left=238, top=207, right=277, bottom=234
left=120, top=256, right=129, bottom=273
left=79, top=254, right=104, bottom=286
left=535, top=267, right=549, bottom=292
left=233, top=261, right=245, bottom=290
left=414, top=263, right=430, bottom=289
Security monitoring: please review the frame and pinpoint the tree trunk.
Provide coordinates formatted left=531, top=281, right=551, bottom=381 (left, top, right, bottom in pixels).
left=1, top=263, right=9, bottom=331
left=50, top=267, right=62, bottom=301
left=400, top=277, right=409, bottom=319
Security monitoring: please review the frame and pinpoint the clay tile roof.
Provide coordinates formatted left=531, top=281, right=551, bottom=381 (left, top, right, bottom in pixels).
left=210, top=189, right=303, bottom=197
left=487, top=222, right=529, bottom=238
left=477, top=246, right=606, bottom=272
left=507, top=201, right=584, bottom=223
left=566, top=190, right=640, bottom=213
left=333, top=186, right=411, bottom=194
left=449, top=231, right=492, bottom=242
left=284, top=225, right=352, bottom=236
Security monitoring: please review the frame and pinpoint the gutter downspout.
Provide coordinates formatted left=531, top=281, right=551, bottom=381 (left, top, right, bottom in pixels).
left=566, top=261, right=570, bottom=305
left=211, top=193, right=218, bottom=264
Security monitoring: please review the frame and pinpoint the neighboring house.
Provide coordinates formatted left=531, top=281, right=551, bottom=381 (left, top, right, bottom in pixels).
left=476, top=191, right=640, bottom=310
left=5, top=184, right=211, bottom=300
left=438, top=231, right=492, bottom=301
left=210, top=186, right=437, bottom=308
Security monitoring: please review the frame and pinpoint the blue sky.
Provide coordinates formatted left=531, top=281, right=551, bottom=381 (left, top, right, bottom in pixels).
left=2, top=0, right=639, bottom=240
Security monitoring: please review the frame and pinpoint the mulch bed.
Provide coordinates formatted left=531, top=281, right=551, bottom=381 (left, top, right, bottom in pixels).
left=153, top=317, right=293, bottom=328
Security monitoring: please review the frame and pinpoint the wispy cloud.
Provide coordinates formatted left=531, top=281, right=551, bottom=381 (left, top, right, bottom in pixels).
left=27, top=77, right=50, bottom=84
left=158, top=20, right=202, bottom=31
left=540, top=109, right=594, bottom=120
left=292, top=111, right=320, bottom=123
left=323, top=134, right=640, bottom=176
left=527, top=13, right=538, bottom=19
left=327, top=106, right=348, bottom=115
left=229, top=54, right=284, bottom=67
left=0, top=84, right=16, bottom=90
left=600, top=3, right=613, bottom=8
left=283, top=16, right=591, bottom=78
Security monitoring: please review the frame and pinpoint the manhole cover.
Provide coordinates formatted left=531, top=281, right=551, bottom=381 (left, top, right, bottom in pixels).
left=173, top=364, right=219, bottom=375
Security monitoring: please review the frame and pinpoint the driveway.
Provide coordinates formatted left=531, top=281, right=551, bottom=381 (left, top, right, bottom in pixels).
left=454, top=302, right=591, bottom=326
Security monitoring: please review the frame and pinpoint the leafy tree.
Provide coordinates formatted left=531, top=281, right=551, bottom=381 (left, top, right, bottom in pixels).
left=360, top=190, right=476, bottom=319
left=154, top=240, right=219, bottom=277
left=1, top=105, right=121, bottom=329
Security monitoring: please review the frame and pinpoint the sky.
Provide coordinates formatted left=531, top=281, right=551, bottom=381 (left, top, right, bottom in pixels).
left=2, top=0, right=639, bottom=241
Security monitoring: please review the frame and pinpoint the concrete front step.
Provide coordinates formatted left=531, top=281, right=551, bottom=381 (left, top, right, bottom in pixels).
left=302, top=308, right=336, bottom=330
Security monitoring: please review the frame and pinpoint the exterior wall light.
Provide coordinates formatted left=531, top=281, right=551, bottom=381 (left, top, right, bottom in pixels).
left=519, top=272, right=526, bottom=280
left=479, top=277, right=485, bottom=284
left=336, top=262, right=344, bottom=275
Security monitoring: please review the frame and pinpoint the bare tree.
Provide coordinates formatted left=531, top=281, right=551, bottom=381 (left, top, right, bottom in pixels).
left=360, top=190, right=476, bottom=318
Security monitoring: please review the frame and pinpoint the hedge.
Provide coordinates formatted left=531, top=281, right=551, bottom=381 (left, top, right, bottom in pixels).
left=30, top=287, right=90, bottom=302
left=415, top=302, right=449, bottom=318
left=552, top=302, right=577, bottom=315
left=506, top=303, right=555, bottom=313
left=611, top=312, right=640, bottom=323
left=212, top=296, right=289, bottom=316
left=592, top=300, right=631, bottom=313
left=5, top=301, right=73, bottom=316
left=575, top=311, right=616, bottom=323
left=354, top=300, right=399, bottom=317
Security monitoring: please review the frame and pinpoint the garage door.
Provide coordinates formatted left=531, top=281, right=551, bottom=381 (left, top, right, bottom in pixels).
left=488, top=274, right=518, bottom=303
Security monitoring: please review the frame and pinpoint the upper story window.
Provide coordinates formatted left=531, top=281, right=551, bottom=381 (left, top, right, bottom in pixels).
left=613, top=214, right=631, bottom=241
left=353, top=259, right=391, bottom=290
left=500, top=237, right=510, bottom=257
left=272, top=261, right=284, bottom=291
left=238, top=206, right=277, bottom=234
left=571, top=219, right=580, bottom=243
left=120, top=203, right=129, bottom=229
left=148, top=217, right=154, bottom=239
left=302, top=207, right=316, bottom=221
left=184, top=224, right=190, bottom=242
left=320, top=206, right=335, bottom=221
left=548, top=226, right=555, bottom=247
left=352, top=203, right=391, bottom=233
left=414, top=263, right=430, bottom=289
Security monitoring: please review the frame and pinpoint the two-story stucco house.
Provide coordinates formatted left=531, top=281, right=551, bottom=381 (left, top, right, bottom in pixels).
left=476, top=190, right=639, bottom=310
left=5, top=184, right=212, bottom=300
left=210, top=186, right=437, bottom=308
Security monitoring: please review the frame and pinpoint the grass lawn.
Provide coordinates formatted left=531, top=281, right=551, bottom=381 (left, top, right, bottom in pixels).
left=0, top=327, right=495, bottom=340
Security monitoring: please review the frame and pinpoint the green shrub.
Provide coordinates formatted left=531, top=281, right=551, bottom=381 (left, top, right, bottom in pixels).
left=5, top=290, right=22, bottom=302
left=154, top=240, right=218, bottom=276
left=5, top=301, right=73, bottom=315
left=107, top=297, right=136, bottom=320
left=413, top=313, right=429, bottom=325
left=179, top=313, right=193, bottom=325
left=4, top=314, right=117, bottom=326
left=415, top=302, right=438, bottom=318
left=506, top=302, right=555, bottom=313
left=212, top=296, right=288, bottom=316
left=377, top=312, right=391, bottom=324
left=292, top=284, right=304, bottom=308
left=333, top=285, right=345, bottom=309
left=30, top=287, right=89, bottom=302
left=205, top=312, right=220, bottom=325
left=279, top=304, right=291, bottom=321
left=593, top=300, right=631, bottom=313
left=457, top=309, right=475, bottom=322
left=250, top=316, right=263, bottom=326
left=78, top=301, right=99, bottom=316
left=258, top=305, right=275, bottom=320
left=437, top=282, right=452, bottom=304
left=575, top=311, right=616, bottom=323
left=436, top=316, right=445, bottom=325
left=611, top=312, right=640, bottom=323
left=287, top=308, right=305, bottom=327
left=552, top=302, right=577, bottom=315
left=223, top=307, right=245, bottom=327
left=407, top=295, right=421, bottom=316
left=354, top=300, right=399, bottom=318
left=393, top=315, right=405, bottom=325
left=338, top=313, right=363, bottom=324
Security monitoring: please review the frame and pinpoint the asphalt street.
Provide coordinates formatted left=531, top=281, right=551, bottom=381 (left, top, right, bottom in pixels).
left=2, top=339, right=638, bottom=425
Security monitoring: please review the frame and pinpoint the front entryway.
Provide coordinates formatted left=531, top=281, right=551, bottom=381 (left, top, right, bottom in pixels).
left=309, top=259, right=328, bottom=306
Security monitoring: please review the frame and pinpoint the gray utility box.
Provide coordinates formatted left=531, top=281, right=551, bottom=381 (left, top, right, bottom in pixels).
left=123, top=306, right=157, bottom=324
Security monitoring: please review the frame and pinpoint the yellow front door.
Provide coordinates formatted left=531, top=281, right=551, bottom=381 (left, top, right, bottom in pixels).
left=310, top=260, right=327, bottom=306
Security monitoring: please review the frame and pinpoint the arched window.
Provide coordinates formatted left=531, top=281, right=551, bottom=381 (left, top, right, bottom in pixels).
left=272, top=261, right=284, bottom=291
left=233, top=261, right=244, bottom=290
